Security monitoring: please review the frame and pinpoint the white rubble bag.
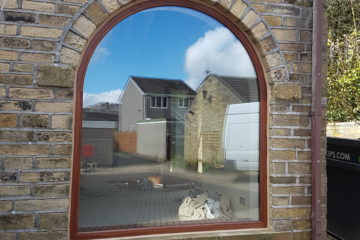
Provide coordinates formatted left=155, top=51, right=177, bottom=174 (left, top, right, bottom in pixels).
left=178, top=192, right=232, bottom=221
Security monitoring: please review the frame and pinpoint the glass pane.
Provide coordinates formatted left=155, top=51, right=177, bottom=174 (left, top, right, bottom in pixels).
left=80, top=6, right=259, bottom=232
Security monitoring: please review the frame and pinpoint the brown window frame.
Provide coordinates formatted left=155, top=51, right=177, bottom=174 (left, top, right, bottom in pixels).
left=70, top=1, right=268, bottom=239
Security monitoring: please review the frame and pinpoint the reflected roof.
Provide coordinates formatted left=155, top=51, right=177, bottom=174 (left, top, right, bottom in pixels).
left=204, top=74, right=259, bottom=102
left=131, top=76, right=196, bottom=95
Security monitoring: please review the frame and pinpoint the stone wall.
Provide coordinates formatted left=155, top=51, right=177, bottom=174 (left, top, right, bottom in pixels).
left=0, top=0, right=326, bottom=239
left=327, top=122, right=360, bottom=139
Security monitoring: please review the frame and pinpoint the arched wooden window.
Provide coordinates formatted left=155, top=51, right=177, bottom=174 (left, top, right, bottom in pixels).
left=71, top=2, right=267, bottom=239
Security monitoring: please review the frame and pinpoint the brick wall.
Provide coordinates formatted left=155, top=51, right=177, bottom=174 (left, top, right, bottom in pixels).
left=0, top=0, right=326, bottom=239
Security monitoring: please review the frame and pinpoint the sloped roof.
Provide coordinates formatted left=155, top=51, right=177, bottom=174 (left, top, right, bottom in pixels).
left=207, top=74, right=259, bottom=102
left=131, top=76, right=196, bottom=95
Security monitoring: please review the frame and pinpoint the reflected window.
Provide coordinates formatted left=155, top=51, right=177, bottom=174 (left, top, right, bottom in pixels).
left=77, top=6, right=263, bottom=236
left=151, top=96, right=168, bottom=108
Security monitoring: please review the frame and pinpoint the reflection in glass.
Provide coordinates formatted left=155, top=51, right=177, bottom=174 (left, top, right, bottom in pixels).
left=79, top=7, right=260, bottom=232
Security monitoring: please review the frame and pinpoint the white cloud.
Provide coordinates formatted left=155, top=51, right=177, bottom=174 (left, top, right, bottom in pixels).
left=83, top=89, right=122, bottom=107
left=184, top=27, right=256, bottom=89
left=89, top=46, right=110, bottom=65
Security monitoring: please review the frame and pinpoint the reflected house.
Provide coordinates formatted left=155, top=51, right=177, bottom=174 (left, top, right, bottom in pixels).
left=184, top=74, right=259, bottom=168
left=118, top=76, right=196, bottom=161
left=82, top=102, right=119, bottom=167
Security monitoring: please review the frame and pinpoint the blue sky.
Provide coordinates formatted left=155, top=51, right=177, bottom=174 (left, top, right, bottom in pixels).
left=83, top=7, right=256, bottom=106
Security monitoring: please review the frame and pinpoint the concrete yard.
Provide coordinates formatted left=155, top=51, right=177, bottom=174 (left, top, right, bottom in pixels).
left=78, top=152, right=259, bottom=231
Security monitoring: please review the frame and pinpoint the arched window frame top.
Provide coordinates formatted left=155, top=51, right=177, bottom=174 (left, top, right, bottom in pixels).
left=71, top=1, right=268, bottom=239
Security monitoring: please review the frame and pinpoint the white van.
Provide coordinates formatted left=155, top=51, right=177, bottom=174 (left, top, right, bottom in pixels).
left=223, top=102, right=259, bottom=171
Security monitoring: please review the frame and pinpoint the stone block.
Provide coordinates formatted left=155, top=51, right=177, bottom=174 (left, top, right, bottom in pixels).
left=0, top=114, right=17, bottom=127
left=270, top=68, right=286, bottom=81
left=271, top=138, right=306, bottom=148
left=292, top=195, right=311, bottom=205
left=39, top=15, right=69, bottom=27
left=39, top=212, right=68, bottom=229
left=32, top=184, right=69, bottom=197
left=0, top=201, right=12, bottom=212
left=252, top=3, right=265, bottom=12
left=0, top=50, right=18, bottom=60
left=64, top=0, right=87, bottom=3
left=270, top=176, right=297, bottom=184
left=57, top=4, right=80, bottom=15
left=265, top=52, right=282, bottom=68
left=219, top=0, right=233, bottom=9
left=264, top=15, right=282, bottom=26
left=298, top=151, right=311, bottom=160
left=272, top=162, right=285, bottom=174
left=56, top=89, right=73, bottom=100
left=272, top=196, right=289, bottom=206
left=0, top=37, right=30, bottom=49
left=4, top=12, right=35, bottom=23
left=35, top=102, right=72, bottom=113
left=9, top=88, right=53, bottom=100
left=36, top=132, right=72, bottom=143
left=242, top=10, right=259, bottom=29
left=0, top=73, right=32, bottom=85
left=292, top=219, right=311, bottom=230
left=0, top=130, right=32, bottom=141
left=284, top=52, right=298, bottom=61
left=53, top=144, right=72, bottom=155
left=0, top=24, right=17, bottom=35
left=0, top=233, right=16, bottom=240
left=273, top=186, right=305, bottom=194
left=0, top=214, right=34, bottom=230
left=293, top=62, right=312, bottom=73
left=52, top=115, right=72, bottom=129
left=273, top=219, right=292, bottom=231
left=272, top=82, right=301, bottom=100
left=270, top=150, right=296, bottom=160
left=36, top=158, right=70, bottom=169
left=4, top=158, right=33, bottom=170
left=21, top=53, right=54, bottom=63
left=40, top=172, right=70, bottom=182
left=73, top=15, right=97, bottom=39
left=259, top=35, right=276, bottom=52
left=273, top=115, right=309, bottom=127
left=15, top=199, right=68, bottom=211
left=272, top=208, right=311, bottom=218
left=13, top=63, right=33, bottom=72
left=251, top=21, right=269, bottom=39
left=18, top=231, right=67, bottom=240
left=32, top=40, right=56, bottom=51
left=22, top=114, right=49, bottom=128
left=3, top=0, right=17, bottom=8
left=279, top=43, right=304, bottom=51
left=230, top=0, right=247, bottom=18
left=64, top=32, right=86, bottom=51
left=270, top=128, right=291, bottom=136
left=100, top=0, right=120, bottom=13
left=288, top=162, right=311, bottom=174
left=22, top=1, right=55, bottom=12
left=21, top=172, right=40, bottom=182
left=0, top=185, right=30, bottom=196
left=21, top=26, right=62, bottom=39
left=0, top=100, right=32, bottom=111
left=0, top=172, right=17, bottom=183
left=60, top=47, right=81, bottom=66
left=37, top=65, right=75, bottom=88
left=86, top=1, right=108, bottom=25
left=293, top=128, right=311, bottom=136
left=0, top=145, right=51, bottom=155
left=283, top=17, right=298, bottom=27
left=0, top=63, right=10, bottom=71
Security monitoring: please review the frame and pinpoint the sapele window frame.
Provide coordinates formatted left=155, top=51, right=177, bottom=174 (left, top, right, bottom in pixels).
left=70, top=1, right=268, bottom=239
